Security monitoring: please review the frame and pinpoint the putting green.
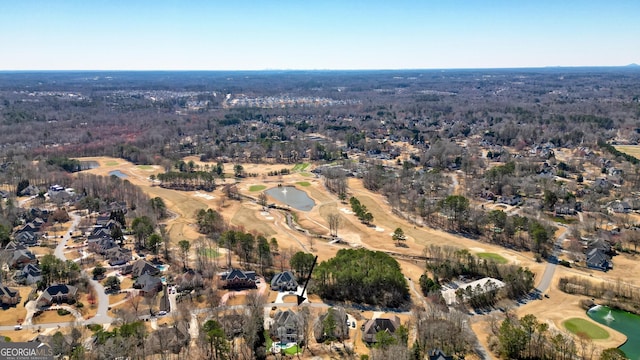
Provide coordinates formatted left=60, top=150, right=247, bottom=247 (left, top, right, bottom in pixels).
left=476, top=252, right=508, bottom=264
left=563, top=318, right=609, bottom=339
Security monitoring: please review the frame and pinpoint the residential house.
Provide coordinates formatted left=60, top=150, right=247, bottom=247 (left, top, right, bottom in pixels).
left=88, top=227, right=112, bottom=241
left=269, top=309, right=303, bottom=343
left=554, top=204, right=577, bottom=216
left=0, top=189, right=9, bottom=199
left=479, top=190, right=496, bottom=201
left=608, top=167, right=623, bottom=176
left=498, top=195, right=523, bottom=206
left=19, top=185, right=39, bottom=196
left=174, top=269, right=204, bottom=292
left=0, top=284, right=20, bottom=306
left=105, top=247, right=132, bottom=266
left=133, top=272, right=163, bottom=295
left=594, top=178, right=612, bottom=191
left=107, top=201, right=128, bottom=214
left=88, top=236, right=117, bottom=255
left=610, top=200, right=631, bottom=214
left=14, top=231, right=38, bottom=246
left=20, top=263, right=43, bottom=284
left=429, top=349, right=453, bottom=360
left=586, top=238, right=612, bottom=254
left=146, top=326, right=190, bottom=355
left=16, top=222, right=39, bottom=234
left=270, top=271, right=298, bottom=291
left=32, top=217, right=45, bottom=228
left=313, top=307, right=349, bottom=343
left=586, top=248, right=612, bottom=271
left=220, top=313, right=246, bottom=339
left=38, top=284, right=78, bottom=307
left=122, top=259, right=159, bottom=278
left=362, top=315, right=401, bottom=344
left=95, top=214, right=111, bottom=227
left=5, top=245, right=37, bottom=269
left=219, top=269, right=256, bottom=290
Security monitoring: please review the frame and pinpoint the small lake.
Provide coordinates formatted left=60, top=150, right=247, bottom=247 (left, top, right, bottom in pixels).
left=265, top=186, right=315, bottom=211
left=588, top=305, right=640, bottom=359
left=79, top=161, right=100, bottom=170
left=108, top=170, right=128, bottom=179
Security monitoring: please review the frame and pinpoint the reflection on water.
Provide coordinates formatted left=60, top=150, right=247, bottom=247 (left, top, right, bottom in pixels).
left=265, top=186, right=315, bottom=211
left=80, top=161, right=99, bottom=170
left=108, top=170, right=128, bottom=179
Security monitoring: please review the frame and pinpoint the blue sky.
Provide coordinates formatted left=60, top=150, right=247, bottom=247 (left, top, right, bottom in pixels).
left=1, top=0, right=638, bottom=70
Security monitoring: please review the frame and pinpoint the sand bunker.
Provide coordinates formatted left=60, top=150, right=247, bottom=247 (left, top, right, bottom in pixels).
left=193, top=192, right=215, bottom=200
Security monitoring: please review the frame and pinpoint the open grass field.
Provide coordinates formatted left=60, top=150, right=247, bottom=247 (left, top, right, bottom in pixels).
left=296, top=181, right=311, bottom=187
left=105, top=160, right=120, bottom=166
left=614, top=145, right=640, bottom=158
left=292, top=163, right=310, bottom=172
left=476, top=252, right=508, bottom=264
left=563, top=318, right=609, bottom=339
left=249, top=185, right=267, bottom=192
left=137, top=165, right=155, bottom=170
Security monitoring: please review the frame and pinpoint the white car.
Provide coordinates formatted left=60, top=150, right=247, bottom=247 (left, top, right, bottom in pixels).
left=157, top=311, right=167, bottom=316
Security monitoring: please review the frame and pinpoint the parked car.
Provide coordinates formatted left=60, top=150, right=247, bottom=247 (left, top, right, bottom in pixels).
left=157, top=311, right=167, bottom=316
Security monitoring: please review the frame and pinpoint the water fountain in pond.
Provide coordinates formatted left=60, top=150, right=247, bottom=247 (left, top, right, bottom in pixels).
left=265, top=186, right=315, bottom=211
left=604, top=310, right=615, bottom=322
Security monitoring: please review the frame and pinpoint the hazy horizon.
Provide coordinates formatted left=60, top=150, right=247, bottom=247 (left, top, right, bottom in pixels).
left=1, top=1, right=638, bottom=71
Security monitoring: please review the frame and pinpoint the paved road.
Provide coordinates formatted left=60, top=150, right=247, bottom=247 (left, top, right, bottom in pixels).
left=54, top=212, right=113, bottom=326
left=535, top=226, right=569, bottom=293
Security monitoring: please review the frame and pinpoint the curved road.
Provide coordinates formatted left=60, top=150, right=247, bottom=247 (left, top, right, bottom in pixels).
left=1, top=212, right=115, bottom=332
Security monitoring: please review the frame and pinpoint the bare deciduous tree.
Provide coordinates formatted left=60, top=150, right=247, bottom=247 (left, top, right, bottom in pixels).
left=327, top=213, right=341, bottom=238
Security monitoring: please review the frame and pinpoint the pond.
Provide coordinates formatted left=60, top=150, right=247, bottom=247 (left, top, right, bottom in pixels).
left=265, top=186, right=315, bottom=211
left=108, top=170, right=128, bottom=179
left=587, top=305, right=640, bottom=359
